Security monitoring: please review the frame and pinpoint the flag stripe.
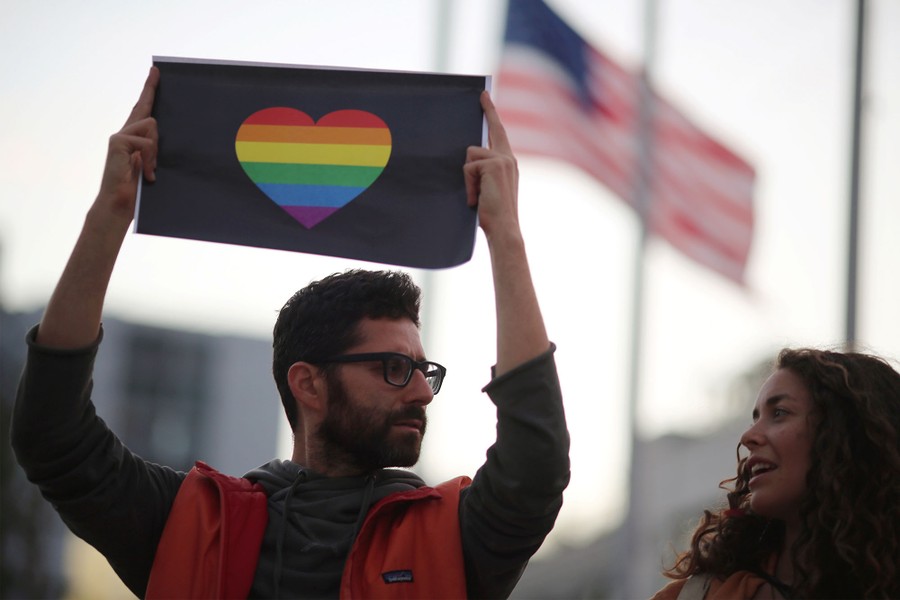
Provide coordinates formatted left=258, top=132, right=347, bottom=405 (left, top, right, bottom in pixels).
left=239, top=162, right=385, bottom=187
left=236, top=123, right=392, bottom=145
left=498, top=72, right=750, bottom=259
left=242, top=107, right=390, bottom=129
left=496, top=1, right=755, bottom=284
left=243, top=107, right=315, bottom=126
left=281, top=205, right=339, bottom=228
left=256, top=183, right=367, bottom=207
left=316, top=109, right=391, bottom=129
left=503, top=46, right=755, bottom=228
left=235, top=141, right=392, bottom=166
left=497, top=75, right=637, bottom=199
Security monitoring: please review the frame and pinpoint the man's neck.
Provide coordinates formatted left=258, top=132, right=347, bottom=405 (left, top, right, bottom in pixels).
left=300, top=441, right=368, bottom=478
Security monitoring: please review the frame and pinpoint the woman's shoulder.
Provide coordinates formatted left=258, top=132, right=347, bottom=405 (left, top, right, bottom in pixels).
left=649, top=578, right=688, bottom=600
left=651, top=570, right=767, bottom=600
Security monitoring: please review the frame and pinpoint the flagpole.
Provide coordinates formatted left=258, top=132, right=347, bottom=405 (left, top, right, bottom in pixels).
left=621, top=0, right=658, bottom=597
left=845, top=0, right=866, bottom=352
left=420, top=0, right=451, bottom=314
left=418, top=0, right=453, bottom=466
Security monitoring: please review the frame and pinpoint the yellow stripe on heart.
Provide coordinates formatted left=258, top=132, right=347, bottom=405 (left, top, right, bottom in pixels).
left=235, top=141, right=392, bottom=167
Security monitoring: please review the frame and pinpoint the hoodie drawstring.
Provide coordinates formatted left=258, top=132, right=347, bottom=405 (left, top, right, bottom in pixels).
left=273, top=468, right=307, bottom=599
left=350, top=475, right=376, bottom=542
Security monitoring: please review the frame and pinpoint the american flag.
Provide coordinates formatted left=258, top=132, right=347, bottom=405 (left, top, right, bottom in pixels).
left=496, top=0, right=755, bottom=284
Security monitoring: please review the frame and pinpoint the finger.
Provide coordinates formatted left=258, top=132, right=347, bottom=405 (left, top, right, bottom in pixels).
left=463, top=162, right=480, bottom=208
left=103, top=134, right=154, bottom=192
left=142, top=140, right=157, bottom=183
left=109, top=133, right=155, bottom=164
left=121, top=116, right=159, bottom=180
left=124, top=66, right=160, bottom=128
left=114, top=119, right=158, bottom=181
left=480, top=91, right=512, bottom=155
left=466, top=145, right=493, bottom=162
left=120, top=115, right=157, bottom=138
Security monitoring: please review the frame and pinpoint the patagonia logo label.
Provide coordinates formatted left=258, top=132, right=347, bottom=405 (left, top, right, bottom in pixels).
left=382, top=570, right=414, bottom=584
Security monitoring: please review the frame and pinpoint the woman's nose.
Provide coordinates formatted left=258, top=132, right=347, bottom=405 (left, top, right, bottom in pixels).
left=740, top=421, right=764, bottom=449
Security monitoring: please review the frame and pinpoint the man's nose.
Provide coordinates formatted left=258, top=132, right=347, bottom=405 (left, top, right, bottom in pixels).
left=405, top=369, right=435, bottom=405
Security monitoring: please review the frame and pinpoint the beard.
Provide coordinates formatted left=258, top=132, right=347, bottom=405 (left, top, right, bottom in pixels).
left=317, top=374, right=427, bottom=472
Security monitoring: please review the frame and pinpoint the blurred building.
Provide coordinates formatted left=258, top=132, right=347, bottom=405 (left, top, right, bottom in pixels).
left=1, top=308, right=281, bottom=599
left=511, top=419, right=747, bottom=599
left=2, top=309, right=67, bottom=598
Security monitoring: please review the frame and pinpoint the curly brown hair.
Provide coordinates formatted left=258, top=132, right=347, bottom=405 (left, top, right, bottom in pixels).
left=664, top=348, right=900, bottom=598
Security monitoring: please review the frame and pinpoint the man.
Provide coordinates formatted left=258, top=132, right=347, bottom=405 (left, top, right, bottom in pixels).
left=12, top=67, right=570, bottom=599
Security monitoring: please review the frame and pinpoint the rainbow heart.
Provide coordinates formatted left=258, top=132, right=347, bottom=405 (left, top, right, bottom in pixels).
left=235, top=107, right=392, bottom=228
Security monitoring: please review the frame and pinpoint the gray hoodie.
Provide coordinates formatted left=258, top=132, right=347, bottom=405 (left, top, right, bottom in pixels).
left=245, top=459, right=424, bottom=598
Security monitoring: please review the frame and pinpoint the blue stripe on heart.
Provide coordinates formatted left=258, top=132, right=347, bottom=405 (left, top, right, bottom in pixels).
left=256, top=183, right=367, bottom=207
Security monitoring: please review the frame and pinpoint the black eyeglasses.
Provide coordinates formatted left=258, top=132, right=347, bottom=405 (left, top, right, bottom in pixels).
left=312, top=352, right=447, bottom=394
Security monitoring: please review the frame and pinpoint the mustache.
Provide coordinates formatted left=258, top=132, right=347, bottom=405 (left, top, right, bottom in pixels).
left=391, top=405, right=427, bottom=431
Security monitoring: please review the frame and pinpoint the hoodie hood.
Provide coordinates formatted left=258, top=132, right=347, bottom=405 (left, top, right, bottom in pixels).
left=244, top=459, right=425, bottom=495
left=243, top=459, right=425, bottom=599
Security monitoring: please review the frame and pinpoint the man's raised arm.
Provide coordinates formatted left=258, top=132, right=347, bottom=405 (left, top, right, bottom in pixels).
left=37, top=67, right=160, bottom=349
left=464, top=91, right=549, bottom=375
left=459, top=92, right=569, bottom=600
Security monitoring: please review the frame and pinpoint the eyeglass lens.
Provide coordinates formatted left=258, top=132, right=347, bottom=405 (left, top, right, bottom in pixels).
left=384, top=356, right=442, bottom=392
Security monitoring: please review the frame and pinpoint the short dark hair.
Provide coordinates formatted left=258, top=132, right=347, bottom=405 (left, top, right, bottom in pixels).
left=272, top=269, right=422, bottom=430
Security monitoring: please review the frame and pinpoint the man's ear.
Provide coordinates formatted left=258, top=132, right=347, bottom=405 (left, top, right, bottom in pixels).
left=288, top=362, right=327, bottom=414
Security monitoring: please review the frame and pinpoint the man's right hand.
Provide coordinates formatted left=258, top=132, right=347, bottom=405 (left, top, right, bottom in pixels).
left=36, top=67, right=160, bottom=349
left=94, top=66, right=160, bottom=224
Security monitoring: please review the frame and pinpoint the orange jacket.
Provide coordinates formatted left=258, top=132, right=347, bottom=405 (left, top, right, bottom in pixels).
left=145, top=462, right=471, bottom=599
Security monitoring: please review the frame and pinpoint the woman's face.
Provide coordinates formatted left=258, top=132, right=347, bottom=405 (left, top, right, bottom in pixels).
left=740, top=368, right=815, bottom=523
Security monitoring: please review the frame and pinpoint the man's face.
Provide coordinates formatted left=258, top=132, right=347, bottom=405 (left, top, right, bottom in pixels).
left=317, top=318, right=435, bottom=473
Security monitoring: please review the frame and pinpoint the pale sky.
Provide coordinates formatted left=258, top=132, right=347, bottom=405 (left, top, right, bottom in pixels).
left=1, top=0, right=898, bottom=550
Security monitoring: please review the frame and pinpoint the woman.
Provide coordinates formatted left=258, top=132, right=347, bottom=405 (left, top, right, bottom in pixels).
left=652, top=348, right=900, bottom=599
